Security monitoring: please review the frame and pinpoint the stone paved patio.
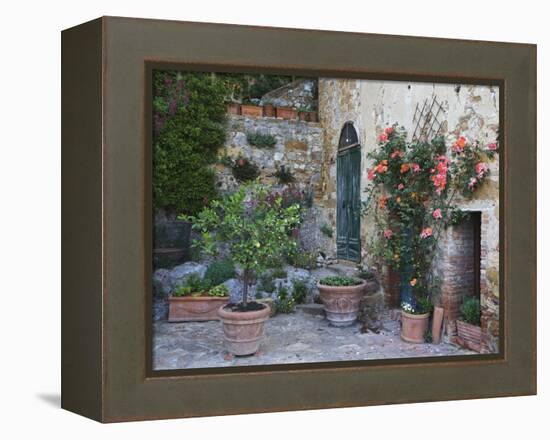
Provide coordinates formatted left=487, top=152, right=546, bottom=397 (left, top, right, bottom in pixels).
left=153, top=309, right=474, bottom=370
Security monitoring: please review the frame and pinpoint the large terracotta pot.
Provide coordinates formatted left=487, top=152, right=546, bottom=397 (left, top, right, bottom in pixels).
left=227, top=102, right=241, bottom=115
left=168, top=296, right=229, bottom=322
left=456, top=320, right=482, bottom=352
left=317, top=280, right=366, bottom=326
left=275, top=106, right=297, bottom=120
left=218, top=303, right=271, bottom=356
left=263, top=104, right=275, bottom=117
left=401, top=310, right=430, bottom=343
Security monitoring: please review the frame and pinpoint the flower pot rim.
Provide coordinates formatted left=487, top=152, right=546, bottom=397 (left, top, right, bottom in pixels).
left=456, top=319, right=481, bottom=328
left=317, top=279, right=366, bottom=290
left=401, top=310, right=431, bottom=319
left=217, top=303, right=270, bottom=320
left=169, top=295, right=229, bottom=301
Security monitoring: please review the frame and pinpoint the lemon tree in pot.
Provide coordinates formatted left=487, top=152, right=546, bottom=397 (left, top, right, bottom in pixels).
left=182, top=182, right=301, bottom=355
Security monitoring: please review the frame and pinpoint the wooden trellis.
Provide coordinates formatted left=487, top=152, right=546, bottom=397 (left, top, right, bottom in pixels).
left=411, top=96, right=446, bottom=142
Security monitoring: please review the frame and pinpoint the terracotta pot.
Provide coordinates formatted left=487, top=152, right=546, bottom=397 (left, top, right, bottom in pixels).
left=306, top=111, right=318, bottom=122
left=263, top=104, right=275, bottom=117
left=240, top=104, right=263, bottom=118
left=276, top=106, right=297, bottom=120
left=317, top=280, right=366, bottom=326
left=218, top=303, right=271, bottom=355
left=298, top=111, right=307, bottom=121
left=456, top=320, right=482, bottom=352
left=168, top=296, right=229, bottom=322
left=401, top=310, right=430, bottom=343
left=227, top=102, right=241, bottom=115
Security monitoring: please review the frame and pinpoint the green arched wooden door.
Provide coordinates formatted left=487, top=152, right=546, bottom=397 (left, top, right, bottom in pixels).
left=336, top=122, right=361, bottom=262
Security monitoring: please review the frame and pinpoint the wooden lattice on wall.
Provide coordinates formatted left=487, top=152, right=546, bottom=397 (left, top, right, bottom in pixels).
left=411, top=96, right=446, bottom=142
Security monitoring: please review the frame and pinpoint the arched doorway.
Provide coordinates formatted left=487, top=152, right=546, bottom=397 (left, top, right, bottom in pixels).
left=336, top=122, right=361, bottom=261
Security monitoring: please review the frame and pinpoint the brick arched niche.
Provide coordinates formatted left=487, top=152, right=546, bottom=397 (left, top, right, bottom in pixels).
left=435, top=210, right=498, bottom=353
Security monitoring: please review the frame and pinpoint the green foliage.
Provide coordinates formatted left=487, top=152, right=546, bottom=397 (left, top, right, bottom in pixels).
left=358, top=269, right=375, bottom=280
left=172, top=285, right=193, bottom=297
left=173, top=273, right=212, bottom=297
left=286, top=250, right=317, bottom=270
left=319, top=276, right=362, bottom=287
left=292, top=280, right=307, bottom=304
left=246, top=131, right=277, bottom=148
left=208, top=284, right=229, bottom=297
left=460, top=296, right=481, bottom=325
left=204, top=259, right=236, bottom=286
left=271, top=268, right=288, bottom=279
left=276, top=287, right=295, bottom=313
left=320, top=223, right=333, bottom=238
left=231, top=157, right=260, bottom=182
left=217, top=73, right=294, bottom=102
left=258, top=274, right=276, bottom=293
left=153, top=70, right=228, bottom=216
left=187, top=182, right=301, bottom=304
left=274, top=165, right=295, bottom=184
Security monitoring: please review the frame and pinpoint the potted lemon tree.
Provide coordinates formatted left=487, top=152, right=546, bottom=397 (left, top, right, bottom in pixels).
left=183, top=182, right=301, bottom=356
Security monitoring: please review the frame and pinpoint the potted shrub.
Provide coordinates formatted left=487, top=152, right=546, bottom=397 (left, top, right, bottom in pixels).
left=185, top=182, right=301, bottom=355
left=456, top=296, right=482, bottom=352
left=240, top=99, right=263, bottom=118
left=317, top=276, right=366, bottom=326
left=168, top=274, right=230, bottom=322
left=275, top=106, right=297, bottom=120
left=400, top=297, right=433, bottom=343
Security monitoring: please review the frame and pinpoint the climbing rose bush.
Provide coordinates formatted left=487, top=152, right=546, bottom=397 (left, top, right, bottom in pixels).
left=364, top=125, right=498, bottom=310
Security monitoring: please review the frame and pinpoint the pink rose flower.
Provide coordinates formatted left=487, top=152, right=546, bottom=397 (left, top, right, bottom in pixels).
left=432, top=208, right=442, bottom=219
left=379, top=133, right=388, bottom=142
left=368, top=169, right=376, bottom=180
left=488, top=142, right=498, bottom=151
left=412, top=163, right=421, bottom=173
left=420, top=227, right=433, bottom=239
left=398, top=183, right=404, bottom=190
left=385, top=127, right=394, bottom=135
left=384, top=229, right=393, bottom=239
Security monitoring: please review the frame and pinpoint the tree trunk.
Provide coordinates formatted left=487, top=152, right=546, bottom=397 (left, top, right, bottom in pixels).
left=242, top=269, right=249, bottom=306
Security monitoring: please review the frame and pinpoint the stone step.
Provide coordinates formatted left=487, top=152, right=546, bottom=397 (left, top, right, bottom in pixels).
left=296, top=304, right=325, bottom=316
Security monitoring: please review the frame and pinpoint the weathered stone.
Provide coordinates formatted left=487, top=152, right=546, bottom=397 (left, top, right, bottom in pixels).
left=285, top=140, right=308, bottom=151
left=153, top=268, right=172, bottom=297
left=169, top=262, right=207, bottom=288
left=296, top=303, right=325, bottom=316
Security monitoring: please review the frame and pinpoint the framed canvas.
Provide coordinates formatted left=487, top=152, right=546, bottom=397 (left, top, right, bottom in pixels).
left=61, top=16, right=536, bottom=422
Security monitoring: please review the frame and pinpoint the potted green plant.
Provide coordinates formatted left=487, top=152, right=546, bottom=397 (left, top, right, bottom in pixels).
left=185, top=182, right=301, bottom=355
left=168, top=274, right=230, bottom=322
left=400, top=297, right=433, bottom=343
left=456, top=296, right=482, bottom=352
left=317, top=276, right=366, bottom=326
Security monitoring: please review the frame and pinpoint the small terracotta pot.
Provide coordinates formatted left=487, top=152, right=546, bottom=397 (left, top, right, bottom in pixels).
left=298, top=111, right=307, bottom=121
left=240, top=104, right=263, bottom=118
left=263, top=104, right=275, bottom=117
left=227, top=102, right=241, bottom=115
left=306, top=111, right=318, bottom=122
left=401, top=310, right=430, bottom=343
left=168, top=296, right=229, bottom=322
left=276, top=106, right=297, bottom=120
left=218, top=303, right=271, bottom=356
left=456, top=320, right=482, bottom=352
left=317, top=280, right=366, bottom=326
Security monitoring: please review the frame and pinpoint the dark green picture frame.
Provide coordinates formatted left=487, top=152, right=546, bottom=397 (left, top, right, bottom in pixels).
left=62, top=16, right=536, bottom=422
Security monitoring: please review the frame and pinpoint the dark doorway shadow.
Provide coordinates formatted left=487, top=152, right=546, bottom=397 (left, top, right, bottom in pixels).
left=37, top=393, right=61, bottom=408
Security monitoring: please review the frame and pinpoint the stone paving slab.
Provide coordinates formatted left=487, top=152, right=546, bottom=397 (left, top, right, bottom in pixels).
left=153, top=310, right=475, bottom=370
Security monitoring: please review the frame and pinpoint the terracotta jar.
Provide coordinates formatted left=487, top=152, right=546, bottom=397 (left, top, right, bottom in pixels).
left=456, top=320, right=482, bottom=352
left=240, top=104, right=263, bottom=118
left=218, top=303, right=271, bottom=356
left=168, top=296, right=229, bottom=322
left=317, top=280, right=366, bottom=326
left=298, top=111, right=308, bottom=121
left=401, top=310, right=430, bottom=343
left=226, top=102, right=241, bottom=115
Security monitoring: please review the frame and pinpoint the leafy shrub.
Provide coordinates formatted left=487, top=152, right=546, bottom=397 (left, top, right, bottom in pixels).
left=258, top=274, right=276, bottom=293
left=358, top=269, right=375, bottom=280
left=460, top=296, right=481, bottom=325
left=208, top=284, right=229, bottom=297
left=292, top=280, right=307, bottom=304
left=286, top=250, right=317, bottom=270
left=272, top=268, right=288, bottom=279
left=246, top=131, right=277, bottom=148
left=274, top=165, right=295, bottom=184
left=319, top=276, right=362, bottom=287
left=204, top=259, right=236, bottom=286
left=276, top=287, right=295, bottom=313
left=320, top=223, right=333, bottom=238
left=231, top=157, right=260, bottom=182
left=153, top=71, right=228, bottom=216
